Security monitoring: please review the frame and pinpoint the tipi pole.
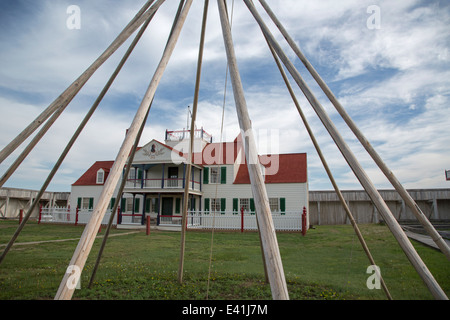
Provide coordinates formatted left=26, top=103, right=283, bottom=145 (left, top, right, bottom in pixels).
left=218, top=0, right=289, bottom=300
left=88, top=101, right=152, bottom=289
left=54, top=0, right=193, bottom=300
left=0, top=0, right=164, bottom=165
left=258, top=0, right=450, bottom=261
left=266, top=38, right=392, bottom=300
left=244, top=0, right=447, bottom=300
left=0, top=2, right=159, bottom=267
left=178, top=0, right=209, bottom=284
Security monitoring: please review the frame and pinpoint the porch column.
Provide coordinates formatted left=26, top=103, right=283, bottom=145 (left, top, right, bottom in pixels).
left=161, top=164, right=165, bottom=189
left=141, top=194, right=146, bottom=225
left=182, top=163, right=186, bottom=188
left=157, top=193, right=161, bottom=226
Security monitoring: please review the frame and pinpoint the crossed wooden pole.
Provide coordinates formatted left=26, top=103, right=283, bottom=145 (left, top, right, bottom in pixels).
left=0, top=0, right=447, bottom=301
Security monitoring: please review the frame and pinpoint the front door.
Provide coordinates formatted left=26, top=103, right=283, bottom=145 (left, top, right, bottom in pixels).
left=161, top=197, right=173, bottom=223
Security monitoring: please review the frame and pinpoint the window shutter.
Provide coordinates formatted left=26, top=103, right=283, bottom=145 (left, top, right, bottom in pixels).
left=89, top=198, right=94, bottom=210
left=220, top=198, right=226, bottom=214
left=175, top=198, right=181, bottom=214
left=280, top=198, right=286, bottom=215
left=203, top=167, right=209, bottom=184
left=137, top=168, right=143, bottom=180
left=110, top=198, right=116, bottom=209
left=233, top=198, right=238, bottom=214
left=77, top=197, right=82, bottom=209
left=220, top=167, right=227, bottom=184
left=250, top=198, right=255, bottom=214
left=134, top=198, right=140, bottom=213
left=204, top=198, right=210, bottom=213
left=121, top=198, right=126, bottom=212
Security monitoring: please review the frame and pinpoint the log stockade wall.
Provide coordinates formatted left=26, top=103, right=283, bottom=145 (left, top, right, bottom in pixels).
left=0, top=187, right=69, bottom=219
left=309, top=189, right=450, bottom=225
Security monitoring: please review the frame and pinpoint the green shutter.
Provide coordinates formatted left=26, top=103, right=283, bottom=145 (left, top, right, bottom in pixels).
left=175, top=198, right=181, bottom=214
left=220, top=198, right=226, bottom=214
left=203, top=167, right=209, bottom=184
left=145, top=198, right=151, bottom=213
left=233, top=198, right=238, bottom=214
left=77, top=197, right=82, bottom=209
left=89, top=198, right=94, bottom=210
left=220, top=167, right=227, bottom=184
left=110, top=198, right=116, bottom=209
left=204, top=198, right=210, bottom=213
left=121, top=198, right=126, bottom=212
left=134, top=198, right=140, bottom=213
left=137, top=168, right=143, bottom=179
left=250, top=198, right=255, bottom=214
left=280, top=198, right=286, bottom=215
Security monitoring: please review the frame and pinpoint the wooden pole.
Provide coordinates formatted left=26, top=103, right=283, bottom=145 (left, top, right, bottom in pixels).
left=0, top=10, right=157, bottom=267
left=54, top=0, right=192, bottom=300
left=258, top=0, right=450, bottom=261
left=0, top=0, right=164, bottom=165
left=244, top=0, right=447, bottom=300
left=218, top=0, right=289, bottom=300
left=265, top=37, right=392, bottom=300
left=178, top=0, right=209, bottom=284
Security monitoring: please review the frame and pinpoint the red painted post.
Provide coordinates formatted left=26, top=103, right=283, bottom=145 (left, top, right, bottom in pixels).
left=19, top=209, right=23, bottom=224
left=38, top=205, right=42, bottom=224
left=146, top=215, right=151, bottom=236
left=302, top=206, right=307, bottom=236
left=75, top=206, right=79, bottom=226
left=241, top=206, right=244, bottom=233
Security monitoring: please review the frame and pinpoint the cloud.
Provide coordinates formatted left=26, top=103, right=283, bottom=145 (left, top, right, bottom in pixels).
left=1, top=0, right=449, bottom=192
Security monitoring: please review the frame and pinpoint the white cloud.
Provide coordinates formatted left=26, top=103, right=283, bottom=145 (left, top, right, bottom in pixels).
left=1, top=0, right=449, bottom=192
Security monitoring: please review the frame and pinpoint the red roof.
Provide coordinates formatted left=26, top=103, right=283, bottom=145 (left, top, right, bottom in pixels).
left=72, top=161, right=114, bottom=186
left=234, top=153, right=307, bottom=184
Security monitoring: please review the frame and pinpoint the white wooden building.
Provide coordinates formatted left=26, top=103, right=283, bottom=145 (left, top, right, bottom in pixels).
left=69, top=128, right=308, bottom=231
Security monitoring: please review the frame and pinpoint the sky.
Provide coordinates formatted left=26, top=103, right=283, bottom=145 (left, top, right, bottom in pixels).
left=0, top=0, right=449, bottom=192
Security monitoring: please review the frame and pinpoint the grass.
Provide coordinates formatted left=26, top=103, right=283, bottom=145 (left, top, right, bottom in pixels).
left=0, top=219, right=448, bottom=300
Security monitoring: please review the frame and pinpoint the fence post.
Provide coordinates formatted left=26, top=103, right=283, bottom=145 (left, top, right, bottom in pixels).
left=19, top=209, right=23, bottom=224
left=146, top=215, right=151, bottom=236
left=302, top=207, right=307, bottom=236
left=38, top=205, right=42, bottom=224
left=75, top=206, right=79, bottom=226
left=241, top=206, right=244, bottom=233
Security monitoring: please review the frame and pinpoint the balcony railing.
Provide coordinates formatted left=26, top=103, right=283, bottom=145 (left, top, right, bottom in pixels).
left=125, top=178, right=201, bottom=191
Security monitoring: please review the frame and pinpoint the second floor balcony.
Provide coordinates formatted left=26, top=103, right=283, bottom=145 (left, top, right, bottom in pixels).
left=123, top=163, right=202, bottom=193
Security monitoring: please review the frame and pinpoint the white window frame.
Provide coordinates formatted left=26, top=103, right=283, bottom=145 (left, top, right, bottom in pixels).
left=239, top=198, right=250, bottom=212
left=210, top=167, right=220, bottom=184
left=210, top=198, right=221, bottom=212
left=269, top=198, right=279, bottom=212
left=96, top=169, right=105, bottom=184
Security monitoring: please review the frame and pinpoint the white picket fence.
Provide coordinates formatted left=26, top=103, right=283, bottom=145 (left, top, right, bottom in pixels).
left=186, top=211, right=302, bottom=232
left=39, top=207, right=304, bottom=232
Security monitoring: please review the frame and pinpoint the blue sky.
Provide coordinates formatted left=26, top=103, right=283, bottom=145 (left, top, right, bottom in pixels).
left=0, top=0, right=449, bottom=192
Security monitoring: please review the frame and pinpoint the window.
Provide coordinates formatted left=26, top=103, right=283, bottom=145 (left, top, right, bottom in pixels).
left=77, top=197, right=94, bottom=210
left=126, top=198, right=133, bottom=213
left=210, top=167, right=219, bottom=184
left=269, top=198, right=279, bottom=212
left=211, top=198, right=221, bottom=212
left=205, top=166, right=227, bottom=184
left=239, top=198, right=250, bottom=212
left=96, top=169, right=104, bottom=184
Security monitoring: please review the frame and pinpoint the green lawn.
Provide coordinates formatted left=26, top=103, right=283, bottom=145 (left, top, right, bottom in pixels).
left=0, top=220, right=448, bottom=300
